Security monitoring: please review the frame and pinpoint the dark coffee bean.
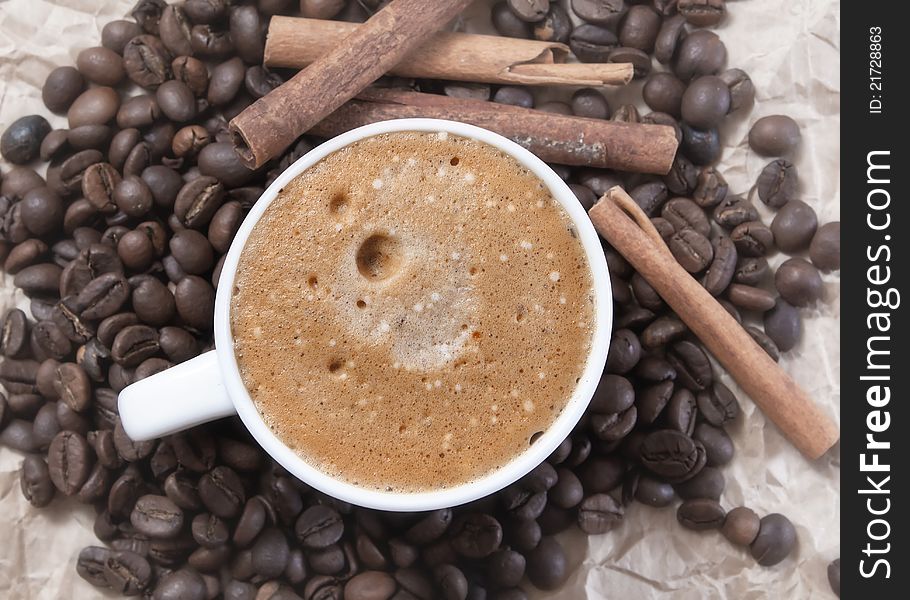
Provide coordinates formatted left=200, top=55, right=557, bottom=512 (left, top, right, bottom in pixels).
left=590, top=404, right=636, bottom=442
left=679, top=0, right=726, bottom=26
left=722, top=506, right=760, bottom=546
left=668, top=340, right=712, bottom=392
left=308, top=544, right=345, bottom=575
left=492, top=2, right=533, bottom=38
left=634, top=474, right=675, bottom=507
left=387, top=537, right=418, bottom=569
left=750, top=513, right=797, bottom=566
left=52, top=362, right=91, bottom=412
left=733, top=256, right=769, bottom=286
left=189, top=512, right=228, bottom=549
left=589, top=373, right=634, bottom=413
left=116, top=95, right=161, bottom=130
left=637, top=380, right=673, bottom=424
left=175, top=275, right=216, bottom=330
left=692, top=167, right=728, bottom=208
left=155, top=80, right=197, bottom=123
left=31, top=320, right=73, bottom=360
left=506, top=0, right=549, bottom=22
left=174, top=176, right=225, bottom=229
left=571, top=0, right=626, bottom=27
left=578, top=455, right=624, bottom=493
left=18, top=187, right=62, bottom=238
left=206, top=201, right=242, bottom=253
left=67, top=87, right=121, bottom=129
left=295, top=504, right=344, bottom=549
left=43, top=66, right=86, bottom=114
left=730, top=221, right=774, bottom=257
left=756, top=159, right=797, bottom=208
left=675, top=30, right=726, bottom=81
left=251, top=527, right=290, bottom=578
left=629, top=181, right=668, bottom=216
left=0, top=418, right=38, bottom=452
left=669, top=227, right=713, bottom=273
left=771, top=199, right=818, bottom=252
left=113, top=420, right=156, bottom=463
left=570, top=88, right=610, bottom=119
left=746, top=325, right=780, bottom=362
left=171, top=125, right=211, bottom=161
left=404, top=508, right=452, bottom=545
left=641, top=315, right=686, bottom=349
left=39, top=129, right=69, bottom=162
left=198, top=465, right=245, bottom=518
left=569, top=24, right=618, bottom=62
left=713, top=195, right=757, bottom=230
left=20, top=454, right=55, bottom=507
left=764, top=298, right=802, bottom=353
left=640, top=429, right=705, bottom=481
left=153, top=569, right=207, bottom=600
left=1, top=309, right=30, bottom=357
left=110, top=324, right=160, bottom=367
left=104, top=549, right=153, bottom=595
left=749, top=115, right=801, bottom=156
left=448, top=513, right=502, bottom=559
left=665, top=155, right=699, bottom=198
left=434, top=564, right=468, bottom=600
left=341, top=570, right=396, bottom=600
left=702, top=235, right=737, bottom=296
left=492, top=86, right=534, bottom=109
left=605, top=328, right=641, bottom=374
left=198, top=142, right=256, bottom=188
left=693, top=422, right=734, bottom=466
left=726, top=283, right=776, bottom=313
left=653, top=13, right=686, bottom=64
left=112, top=176, right=154, bottom=218
left=76, top=46, right=125, bottom=87
left=135, top=357, right=171, bottom=381
left=577, top=493, right=623, bottom=534
left=675, top=465, right=725, bottom=501
left=206, top=57, right=246, bottom=108
left=162, top=472, right=200, bottom=512
left=681, top=76, right=731, bottom=130
left=663, top=198, right=711, bottom=237
left=226, top=5, right=264, bottom=64
left=77, top=546, right=113, bottom=588
left=2, top=115, right=52, bottom=165
left=677, top=498, right=725, bottom=530
left=525, top=536, right=567, bottom=590
left=117, top=230, right=155, bottom=271
left=67, top=125, right=114, bottom=152
left=61, top=149, right=104, bottom=195
left=642, top=72, right=685, bottom=117
left=548, top=467, right=583, bottom=509
left=47, top=430, right=92, bottom=496
left=713, top=68, right=754, bottom=115
left=620, top=5, right=660, bottom=52
left=170, top=57, right=208, bottom=99
left=810, top=221, right=840, bottom=271
left=156, top=326, right=197, bottom=364
left=775, top=257, right=824, bottom=306
left=131, top=278, right=175, bottom=327
left=190, top=24, right=234, bottom=59
left=184, top=0, right=228, bottom=23
left=680, top=123, right=721, bottom=166
left=131, top=494, right=184, bottom=539
left=608, top=46, right=651, bottom=78
left=159, top=5, right=193, bottom=56
left=122, top=36, right=169, bottom=92
left=106, top=129, right=139, bottom=172
left=484, top=548, right=525, bottom=590
left=77, top=272, right=130, bottom=320
left=532, top=5, right=572, bottom=44
left=634, top=356, right=676, bottom=383
left=696, top=382, right=739, bottom=427
left=97, top=313, right=139, bottom=348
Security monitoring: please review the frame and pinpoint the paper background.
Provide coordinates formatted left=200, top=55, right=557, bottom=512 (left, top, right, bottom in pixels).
left=0, top=1, right=840, bottom=598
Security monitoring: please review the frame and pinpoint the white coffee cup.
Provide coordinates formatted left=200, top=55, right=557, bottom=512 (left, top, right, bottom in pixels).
left=119, top=118, right=613, bottom=511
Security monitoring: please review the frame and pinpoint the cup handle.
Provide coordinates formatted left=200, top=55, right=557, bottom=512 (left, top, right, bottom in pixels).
left=118, top=351, right=236, bottom=441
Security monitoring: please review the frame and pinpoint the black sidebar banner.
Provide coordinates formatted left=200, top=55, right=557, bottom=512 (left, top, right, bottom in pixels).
left=842, top=3, right=909, bottom=597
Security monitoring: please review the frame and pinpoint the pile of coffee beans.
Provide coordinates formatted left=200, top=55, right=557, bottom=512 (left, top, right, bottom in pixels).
left=0, top=1, right=841, bottom=598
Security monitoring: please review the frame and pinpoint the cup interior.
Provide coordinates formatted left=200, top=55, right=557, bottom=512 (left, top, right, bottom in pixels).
left=213, top=119, right=613, bottom=511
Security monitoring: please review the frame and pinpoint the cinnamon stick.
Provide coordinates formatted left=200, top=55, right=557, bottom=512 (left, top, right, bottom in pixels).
left=588, top=188, right=839, bottom=460
left=310, top=88, right=678, bottom=175
left=230, top=0, right=474, bottom=169
left=265, top=17, right=633, bottom=88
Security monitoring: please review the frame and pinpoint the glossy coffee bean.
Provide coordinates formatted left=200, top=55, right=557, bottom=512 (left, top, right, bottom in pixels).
left=681, top=76, right=731, bottom=130
left=810, top=221, right=840, bottom=271
left=722, top=506, right=760, bottom=546
left=635, top=475, right=675, bottom=507
left=775, top=258, right=824, bottom=306
left=2, top=115, right=52, bottom=165
left=172, top=56, right=210, bottom=97
left=693, top=422, right=734, bottom=466
left=664, top=388, right=697, bottom=436
left=680, top=123, right=721, bottom=166
left=750, top=513, right=797, bottom=566
left=131, top=494, right=185, bottom=539
left=619, top=5, right=660, bottom=52
left=643, top=73, right=685, bottom=117
left=654, top=13, right=686, bottom=64
left=771, top=199, right=817, bottom=252
left=77, top=46, right=125, bottom=86
left=675, top=30, right=726, bottom=82
left=756, top=159, right=797, bottom=208
left=677, top=498, right=725, bottom=530
left=577, top=493, right=623, bottom=534
left=669, top=227, right=713, bottom=273
left=198, top=466, right=245, bottom=518
left=569, top=24, right=618, bottom=63
left=730, top=221, right=774, bottom=257
left=48, top=430, right=92, bottom=495
left=123, top=35, right=172, bottom=90
left=159, top=5, right=193, bottom=56
left=749, top=115, right=801, bottom=156
left=525, top=536, right=567, bottom=590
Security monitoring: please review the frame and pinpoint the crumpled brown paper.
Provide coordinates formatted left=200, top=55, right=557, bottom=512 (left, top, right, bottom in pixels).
left=0, top=1, right=840, bottom=598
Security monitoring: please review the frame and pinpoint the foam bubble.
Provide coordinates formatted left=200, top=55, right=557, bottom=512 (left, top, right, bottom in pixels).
left=520, top=241, right=533, bottom=250
left=372, top=178, right=383, bottom=189
left=549, top=271, right=561, bottom=282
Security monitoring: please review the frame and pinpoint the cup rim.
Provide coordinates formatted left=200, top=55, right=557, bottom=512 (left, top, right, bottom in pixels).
left=213, top=118, right=613, bottom=511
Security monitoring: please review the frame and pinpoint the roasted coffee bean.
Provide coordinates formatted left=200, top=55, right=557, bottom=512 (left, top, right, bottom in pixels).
left=116, top=95, right=161, bottom=130
left=726, top=283, right=776, bottom=313
left=619, top=5, right=660, bottom=52
left=190, top=25, right=234, bottom=59
left=294, top=504, right=344, bottom=549
left=405, top=508, right=453, bottom=545
left=76, top=46, right=125, bottom=87
left=571, top=88, right=610, bottom=119
left=771, top=199, right=817, bottom=252
left=198, top=465, right=245, bottom=518
left=189, top=512, right=228, bottom=549
left=77, top=546, right=113, bottom=588
left=1, top=309, right=30, bottom=357
left=67, top=87, right=121, bottom=130
left=531, top=5, right=572, bottom=43
left=713, top=195, right=758, bottom=230
left=131, top=278, right=175, bottom=327
left=693, top=167, right=728, bottom=208
left=608, top=47, right=651, bottom=79
left=693, top=422, right=734, bottom=466
left=137, top=167, right=181, bottom=211
left=106, top=129, right=139, bottom=172
left=153, top=569, right=207, bottom=600
left=630, top=181, right=668, bottom=216
left=631, top=273, right=663, bottom=311
left=39, top=129, right=69, bottom=162
left=750, top=513, right=797, bottom=566
left=207, top=201, right=243, bottom=254
left=2, top=115, right=52, bottom=165
left=702, top=235, right=737, bottom=296
left=675, top=30, right=726, bottom=81
left=104, top=549, right=152, bottom=595
left=677, top=498, right=725, bottom=530
left=174, top=275, right=215, bottom=330
left=492, top=2, right=533, bottom=38
left=654, top=13, right=686, bottom=64
left=589, top=374, right=634, bottom=413
left=67, top=125, right=113, bottom=152
left=112, top=176, right=154, bottom=218
left=174, top=176, right=225, bottom=229
left=184, top=0, right=228, bottom=23
left=308, top=544, right=345, bottom=575
left=111, top=325, right=160, bottom=367
left=577, top=493, right=623, bottom=534
left=675, top=465, right=725, bottom=501
left=117, top=230, right=155, bottom=271
left=722, top=506, right=760, bottom=546
left=578, top=455, right=625, bottom=494
left=20, top=454, right=55, bottom=507
left=663, top=198, right=711, bottom=237
left=636, top=380, right=673, bottom=425
left=60, top=149, right=104, bottom=196
left=225, top=5, right=264, bottom=64
left=490, top=87, right=533, bottom=109
left=159, top=5, right=193, bottom=56
left=339, top=570, right=396, bottom=600
left=749, top=115, right=801, bottom=156
left=162, top=472, right=201, bottom=512
left=198, top=143, right=255, bottom=188
left=764, top=299, right=802, bottom=352
left=569, top=24, right=618, bottom=63
left=506, top=0, right=549, bottom=22
left=16, top=191, right=61, bottom=241
left=733, top=257, right=769, bottom=286
left=47, top=430, right=92, bottom=495
left=730, top=221, right=774, bottom=257
left=746, top=325, right=780, bottom=362
left=31, top=319, right=73, bottom=360
left=590, top=404, right=636, bottom=442
left=641, top=315, right=686, bottom=349
left=605, top=328, right=641, bottom=374
left=641, top=429, right=704, bottom=481
left=172, top=56, right=210, bottom=98
left=123, top=35, right=171, bottom=89
left=669, top=227, right=713, bottom=273
left=635, top=474, right=675, bottom=507
left=635, top=356, right=676, bottom=383
left=679, top=0, right=726, bottom=26
left=571, top=0, right=626, bottom=28
left=696, top=382, right=739, bottom=427
left=547, top=467, right=583, bottom=509
left=756, top=159, right=797, bottom=208
left=643, top=72, right=685, bottom=117
left=76, top=272, right=129, bottom=320
left=448, top=513, right=502, bottom=559
left=43, top=66, right=87, bottom=114
left=243, top=64, right=283, bottom=99
left=131, top=494, right=184, bottom=539
left=0, top=418, right=38, bottom=451
left=828, top=558, right=841, bottom=597
left=525, top=536, right=567, bottom=590
left=52, top=362, right=91, bottom=412
left=172, top=125, right=211, bottom=160
left=97, top=313, right=139, bottom=348
left=252, top=527, right=291, bottom=578
left=114, top=420, right=156, bottom=462
left=155, top=80, right=197, bottom=123
left=775, top=257, right=824, bottom=306
left=680, top=123, right=721, bottom=166
left=810, top=221, right=840, bottom=271
left=681, top=76, right=731, bottom=130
